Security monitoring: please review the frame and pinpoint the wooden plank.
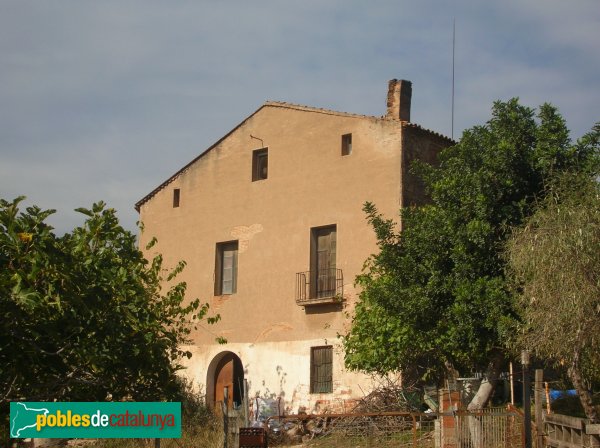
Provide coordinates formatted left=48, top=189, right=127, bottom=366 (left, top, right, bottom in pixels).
left=545, top=413, right=586, bottom=429
left=547, top=441, right=585, bottom=448
left=586, top=424, right=600, bottom=435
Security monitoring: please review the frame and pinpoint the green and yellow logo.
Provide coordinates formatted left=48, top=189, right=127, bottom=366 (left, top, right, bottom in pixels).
left=10, top=402, right=181, bottom=439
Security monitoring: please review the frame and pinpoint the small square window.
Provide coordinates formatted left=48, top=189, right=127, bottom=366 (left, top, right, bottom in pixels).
left=341, top=134, right=352, bottom=156
left=252, top=148, right=268, bottom=181
left=310, top=346, right=333, bottom=393
left=173, top=188, right=180, bottom=208
left=215, top=241, right=238, bottom=295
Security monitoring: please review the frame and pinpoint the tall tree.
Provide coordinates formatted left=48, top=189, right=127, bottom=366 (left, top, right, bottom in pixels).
left=0, top=198, right=220, bottom=407
left=343, top=100, right=599, bottom=410
left=507, top=172, right=600, bottom=422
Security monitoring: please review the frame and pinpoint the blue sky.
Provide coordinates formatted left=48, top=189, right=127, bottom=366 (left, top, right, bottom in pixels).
left=1, top=0, right=599, bottom=234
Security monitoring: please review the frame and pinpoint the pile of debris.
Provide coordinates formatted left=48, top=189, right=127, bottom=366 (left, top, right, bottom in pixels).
left=265, top=378, right=436, bottom=446
left=351, top=377, right=424, bottom=413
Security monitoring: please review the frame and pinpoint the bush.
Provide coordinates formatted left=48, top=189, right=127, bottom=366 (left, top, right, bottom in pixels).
left=92, top=379, right=223, bottom=448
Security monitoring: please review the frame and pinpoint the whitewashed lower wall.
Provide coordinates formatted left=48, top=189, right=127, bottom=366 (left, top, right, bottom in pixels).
left=180, top=339, right=374, bottom=414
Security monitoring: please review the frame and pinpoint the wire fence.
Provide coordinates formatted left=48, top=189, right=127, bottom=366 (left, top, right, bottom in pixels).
left=265, top=412, right=436, bottom=448
left=448, top=409, right=524, bottom=448
left=249, top=408, right=525, bottom=448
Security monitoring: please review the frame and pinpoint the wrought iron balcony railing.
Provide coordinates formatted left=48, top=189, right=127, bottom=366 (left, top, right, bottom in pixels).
left=296, top=268, right=343, bottom=305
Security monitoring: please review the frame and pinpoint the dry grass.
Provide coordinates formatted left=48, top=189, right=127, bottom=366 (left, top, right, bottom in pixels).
left=87, top=379, right=224, bottom=448
left=88, top=417, right=223, bottom=448
left=87, top=407, right=223, bottom=448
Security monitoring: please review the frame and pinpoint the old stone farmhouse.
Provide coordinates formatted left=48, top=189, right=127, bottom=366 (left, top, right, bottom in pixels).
left=135, top=79, right=452, bottom=414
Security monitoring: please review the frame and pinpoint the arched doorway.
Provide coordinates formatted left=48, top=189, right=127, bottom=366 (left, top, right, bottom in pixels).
left=206, top=351, right=244, bottom=409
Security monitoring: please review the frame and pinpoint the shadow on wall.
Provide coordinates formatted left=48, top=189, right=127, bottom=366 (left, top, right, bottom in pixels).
left=247, top=364, right=288, bottom=402
left=304, top=302, right=344, bottom=315
left=246, top=365, right=290, bottom=423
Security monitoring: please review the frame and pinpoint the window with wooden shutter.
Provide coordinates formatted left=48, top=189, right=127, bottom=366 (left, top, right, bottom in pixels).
left=310, top=346, right=333, bottom=393
left=341, top=133, right=352, bottom=156
left=252, top=148, right=268, bottom=181
left=310, top=225, right=337, bottom=298
left=215, top=241, right=238, bottom=295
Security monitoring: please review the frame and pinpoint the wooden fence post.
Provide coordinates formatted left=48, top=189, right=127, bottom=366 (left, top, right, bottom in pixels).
left=522, top=350, right=532, bottom=448
left=510, top=362, right=515, bottom=405
left=535, top=369, right=544, bottom=448
left=243, top=379, right=249, bottom=427
left=223, top=386, right=229, bottom=448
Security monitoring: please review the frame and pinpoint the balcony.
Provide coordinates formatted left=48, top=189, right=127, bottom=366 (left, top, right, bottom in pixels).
left=296, top=268, right=344, bottom=306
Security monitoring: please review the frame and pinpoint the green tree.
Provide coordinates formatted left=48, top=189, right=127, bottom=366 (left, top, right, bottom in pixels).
left=343, top=100, right=599, bottom=410
left=507, top=172, right=600, bottom=422
left=0, top=198, right=220, bottom=407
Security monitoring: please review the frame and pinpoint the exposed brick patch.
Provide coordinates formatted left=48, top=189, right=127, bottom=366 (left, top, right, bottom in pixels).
left=212, top=295, right=230, bottom=309
left=253, top=322, right=293, bottom=343
left=231, top=224, right=263, bottom=254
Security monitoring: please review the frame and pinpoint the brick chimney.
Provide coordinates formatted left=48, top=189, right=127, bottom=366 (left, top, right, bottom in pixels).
left=386, top=79, right=412, bottom=121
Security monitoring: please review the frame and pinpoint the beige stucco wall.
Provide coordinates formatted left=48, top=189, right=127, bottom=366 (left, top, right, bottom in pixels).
left=138, top=102, right=447, bottom=411
left=139, top=105, right=403, bottom=343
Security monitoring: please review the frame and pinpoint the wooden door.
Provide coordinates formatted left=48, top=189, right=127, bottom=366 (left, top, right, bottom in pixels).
left=215, top=356, right=234, bottom=410
left=312, top=226, right=336, bottom=298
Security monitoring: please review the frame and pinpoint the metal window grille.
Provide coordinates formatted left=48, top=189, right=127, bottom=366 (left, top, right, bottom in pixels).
left=296, top=269, right=343, bottom=304
left=311, top=346, right=333, bottom=393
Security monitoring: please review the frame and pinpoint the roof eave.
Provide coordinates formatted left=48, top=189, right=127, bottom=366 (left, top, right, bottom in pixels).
left=134, top=102, right=454, bottom=212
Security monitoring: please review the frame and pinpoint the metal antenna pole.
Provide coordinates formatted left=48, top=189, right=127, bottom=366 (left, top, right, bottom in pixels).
left=452, top=18, right=456, bottom=140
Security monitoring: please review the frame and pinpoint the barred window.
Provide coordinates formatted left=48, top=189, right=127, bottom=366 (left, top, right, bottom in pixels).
left=310, top=346, right=333, bottom=393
